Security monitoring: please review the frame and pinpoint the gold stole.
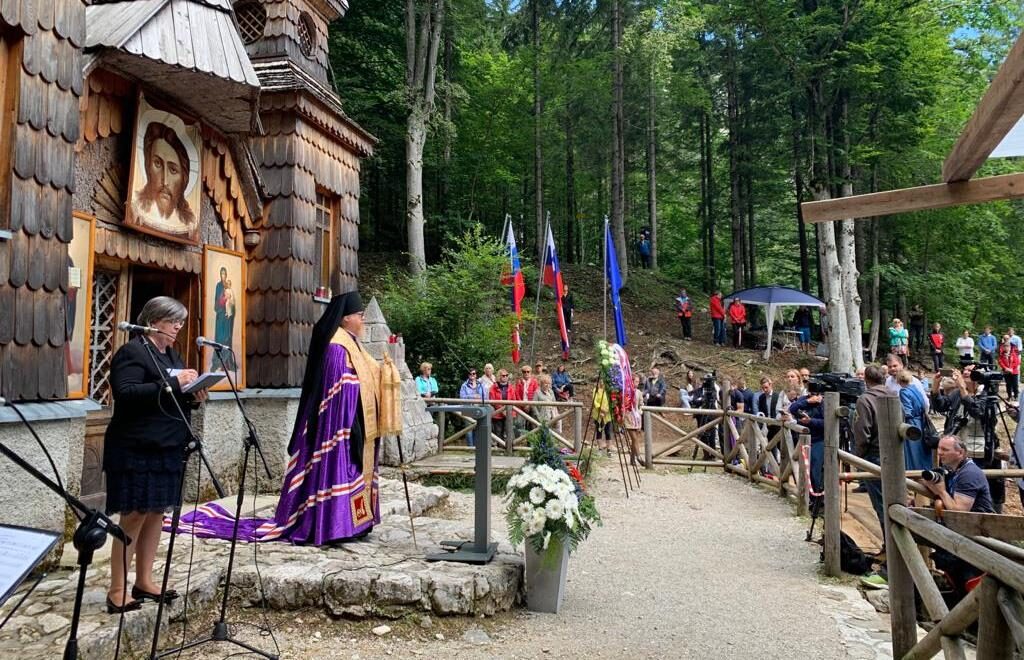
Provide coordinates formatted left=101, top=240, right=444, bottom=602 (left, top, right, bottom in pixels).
left=331, top=328, right=381, bottom=525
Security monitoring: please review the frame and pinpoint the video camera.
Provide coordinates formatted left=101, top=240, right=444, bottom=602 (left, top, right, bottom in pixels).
left=970, top=367, right=1004, bottom=389
left=806, top=372, right=865, bottom=404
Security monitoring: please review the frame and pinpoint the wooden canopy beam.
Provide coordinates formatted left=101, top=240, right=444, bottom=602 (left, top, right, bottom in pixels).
left=800, top=171, right=1024, bottom=224
left=943, top=33, right=1024, bottom=182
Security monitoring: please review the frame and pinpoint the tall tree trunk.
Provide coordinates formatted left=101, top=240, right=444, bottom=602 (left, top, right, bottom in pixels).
left=745, top=172, right=755, bottom=286
left=532, top=0, right=544, bottom=253
left=704, top=110, right=716, bottom=292
left=868, top=217, right=881, bottom=360
left=404, top=0, right=444, bottom=275
left=406, top=112, right=428, bottom=273
left=838, top=99, right=863, bottom=369
left=647, top=65, right=658, bottom=270
left=610, top=0, right=628, bottom=284
left=565, top=113, right=577, bottom=263
left=439, top=22, right=453, bottom=216
left=726, top=38, right=744, bottom=292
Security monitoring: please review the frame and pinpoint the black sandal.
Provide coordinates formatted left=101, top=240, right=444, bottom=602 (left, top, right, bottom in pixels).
left=131, top=586, right=180, bottom=603
left=106, top=596, right=142, bottom=614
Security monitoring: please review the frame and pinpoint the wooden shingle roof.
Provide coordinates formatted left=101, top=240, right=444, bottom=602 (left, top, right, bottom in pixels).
left=84, top=0, right=261, bottom=133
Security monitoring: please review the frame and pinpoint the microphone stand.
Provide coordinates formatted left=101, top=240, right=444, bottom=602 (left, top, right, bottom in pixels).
left=131, top=334, right=226, bottom=660
left=0, top=401, right=130, bottom=660
left=154, top=345, right=276, bottom=659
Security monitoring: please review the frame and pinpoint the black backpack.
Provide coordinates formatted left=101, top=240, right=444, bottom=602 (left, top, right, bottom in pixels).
left=821, top=532, right=875, bottom=575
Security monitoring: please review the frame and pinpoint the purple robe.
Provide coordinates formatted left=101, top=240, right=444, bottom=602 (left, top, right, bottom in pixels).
left=168, top=342, right=381, bottom=545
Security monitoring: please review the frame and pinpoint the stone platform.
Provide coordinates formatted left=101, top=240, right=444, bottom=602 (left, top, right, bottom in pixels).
left=0, top=480, right=523, bottom=660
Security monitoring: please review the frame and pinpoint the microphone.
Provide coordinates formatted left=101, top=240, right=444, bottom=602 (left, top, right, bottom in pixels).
left=196, top=336, right=230, bottom=351
left=117, top=321, right=158, bottom=335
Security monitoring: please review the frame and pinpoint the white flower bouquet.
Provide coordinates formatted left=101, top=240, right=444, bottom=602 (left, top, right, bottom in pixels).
left=505, top=429, right=600, bottom=560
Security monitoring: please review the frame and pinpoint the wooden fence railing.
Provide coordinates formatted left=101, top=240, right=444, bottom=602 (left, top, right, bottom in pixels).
left=428, top=397, right=584, bottom=455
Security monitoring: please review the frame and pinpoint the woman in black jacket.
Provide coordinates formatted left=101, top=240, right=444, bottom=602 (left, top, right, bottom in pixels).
left=104, top=297, right=208, bottom=613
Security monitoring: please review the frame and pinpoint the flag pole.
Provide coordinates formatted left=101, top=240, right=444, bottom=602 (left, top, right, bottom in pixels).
left=500, top=213, right=510, bottom=247
left=603, top=215, right=609, bottom=341
left=528, top=213, right=550, bottom=367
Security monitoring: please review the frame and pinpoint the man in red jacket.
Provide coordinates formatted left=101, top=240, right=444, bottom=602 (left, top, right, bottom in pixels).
left=710, top=290, right=726, bottom=346
left=727, top=298, right=747, bottom=348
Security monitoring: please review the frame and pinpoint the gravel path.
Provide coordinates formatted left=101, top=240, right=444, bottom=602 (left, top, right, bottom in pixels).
left=177, top=464, right=874, bottom=660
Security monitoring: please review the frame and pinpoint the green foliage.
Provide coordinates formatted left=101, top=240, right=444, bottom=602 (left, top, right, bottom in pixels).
left=374, top=226, right=521, bottom=394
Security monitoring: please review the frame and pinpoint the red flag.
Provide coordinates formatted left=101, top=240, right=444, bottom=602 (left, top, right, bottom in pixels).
left=501, top=223, right=526, bottom=364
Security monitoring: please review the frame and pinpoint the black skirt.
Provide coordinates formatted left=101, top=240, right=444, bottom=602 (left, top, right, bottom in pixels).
left=104, top=447, right=183, bottom=515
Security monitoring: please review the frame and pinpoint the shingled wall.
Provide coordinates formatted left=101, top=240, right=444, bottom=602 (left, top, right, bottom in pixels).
left=0, top=0, right=85, bottom=401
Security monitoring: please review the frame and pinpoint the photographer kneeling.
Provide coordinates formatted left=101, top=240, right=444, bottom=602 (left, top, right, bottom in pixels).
left=918, top=435, right=994, bottom=602
left=789, top=391, right=825, bottom=496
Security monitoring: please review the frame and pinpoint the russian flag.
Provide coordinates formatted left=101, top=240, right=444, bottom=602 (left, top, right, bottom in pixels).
left=501, top=222, right=526, bottom=364
left=543, top=225, right=570, bottom=359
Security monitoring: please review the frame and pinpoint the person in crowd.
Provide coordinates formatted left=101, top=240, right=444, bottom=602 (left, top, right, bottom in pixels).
left=675, top=288, right=694, bottom=341
left=928, top=322, right=945, bottom=371
left=490, top=369, right=514, bottom=442
left=921, top=435, right=995, bottom=511
left=921, top=434, right=995, bottom=602
left=460, top=368, right=485, bottom=401
left=908, top=304, right=925, bottom=353
left=690, top=372, right=723, bottom=456
left=459, top=368, right=486, bottom=446
left=104, top=297, right=208, bottom=613
left=533, top=373, right=557, bottom=429
left=709, top=290, right=726, bottom=346
left=789, top=390, right=825, bottom=495
left=679, top=370, right=698, bottom=408
left=799, top=368, right=812, bottom=390
left=561, top=284, right=574, bottom=346
left=931, top=370, right=972, bottom=435
left=999, top=333, right=1021, bottom=400
left=753, top=376, right=789, bottom=455
left=416, top=362, right=439, bottom=398
left=727, top=298, right=747, bottom=348
left=638, top=229, right=652, bottom=269
left=552, top=364, right=574, bottom=401
left=480, top=363, right=496, bottom=392
left=792, top=306, right=813, bottom=354
left=978, top=326, right=997, bottom=366
left=643, top=367, right=666, bottom=407
left=885, top=353, right=929, bottom=411
left=534, top=360, right=547, bottom=375
left=514, top=364, right=539, bottom=417
left=898, top=370, right=932, bottom=471
left=784, top=369, right=805, bottom=397
left=729, top=376, right=754, bottom=414
left=1010, top=327, right=1023, bottom=353
left=955, top=329, right=975, bottom=362
left=889, top=319, right=909, bottom=367
left=852, top=364, right=890, bottom=536
left=624, top=373, right=645, bottom=467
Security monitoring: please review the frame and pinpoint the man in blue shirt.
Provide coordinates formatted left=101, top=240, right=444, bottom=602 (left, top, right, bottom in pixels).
left=920, top=435, right=995, bottom=513
left=459, top=368, right=486, bottom=447
left=1009, top=327, right=1023, bottom=353
left=978, top=326, right=998, bottom=366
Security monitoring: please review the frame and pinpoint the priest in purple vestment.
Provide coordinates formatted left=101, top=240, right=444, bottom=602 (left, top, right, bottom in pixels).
left=173, top=291, right=391, bottom=545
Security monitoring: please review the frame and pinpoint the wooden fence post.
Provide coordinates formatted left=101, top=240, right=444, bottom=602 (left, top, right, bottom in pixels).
left=505, top=405, right=514, bottom=456
left=879, top=394, right=917, bottom=657
left=719, top=379, right=731, bottom=470
left=795, top=434, right=809, bottom=516
left=823, top=391, right=841, bottom=577
left=643, top=409, right=653, bottom=470
left=436, top=410, right=446, bottom=454
left=574, top=404, right=583, bottom=455
left=977, top=577, right=1012, bottom=659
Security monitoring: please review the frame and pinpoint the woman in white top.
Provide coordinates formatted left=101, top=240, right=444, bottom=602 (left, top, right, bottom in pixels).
left=955, top=330, right=975, bottom=360
left=479, top=363, right=496, bottom=392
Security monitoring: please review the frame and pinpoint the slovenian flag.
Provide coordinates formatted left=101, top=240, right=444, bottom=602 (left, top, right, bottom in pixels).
left=542, top=225, right=570, bottom=359
left=501, top=222, right=526, bottom=364
left=605, top=220, right=627, bottom=346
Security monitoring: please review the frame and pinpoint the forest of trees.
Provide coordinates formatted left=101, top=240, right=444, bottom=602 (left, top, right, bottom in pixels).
left=329, top=1, right=1024, bottom=367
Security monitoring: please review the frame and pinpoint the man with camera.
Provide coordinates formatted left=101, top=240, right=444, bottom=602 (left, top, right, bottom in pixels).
left=690, top=372, right=722, bottom=456
left=918, top=435, right=994, bottom=513
left=852, top=365, right=891, bottom=534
